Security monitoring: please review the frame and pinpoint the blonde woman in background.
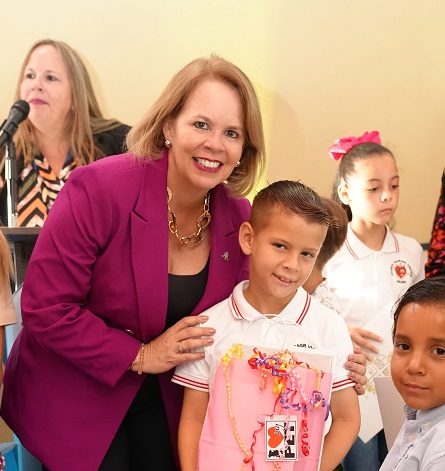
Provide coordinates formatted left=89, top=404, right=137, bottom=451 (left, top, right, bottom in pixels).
left=0, top=39, right=130, bottom=227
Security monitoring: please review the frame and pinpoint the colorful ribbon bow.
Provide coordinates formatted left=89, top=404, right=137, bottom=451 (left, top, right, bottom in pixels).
left=328, top=130, right=381, bottom=161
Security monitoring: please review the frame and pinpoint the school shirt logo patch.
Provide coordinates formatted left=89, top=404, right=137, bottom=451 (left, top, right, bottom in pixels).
left=390, top=260, right=412, bottom=283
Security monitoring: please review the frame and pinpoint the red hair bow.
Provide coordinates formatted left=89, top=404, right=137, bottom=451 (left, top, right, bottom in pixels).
left=328, top=131, right=381, bottom=161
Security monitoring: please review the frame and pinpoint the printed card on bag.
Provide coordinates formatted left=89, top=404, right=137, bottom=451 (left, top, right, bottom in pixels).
left=265, top=415, right=297, bottom=461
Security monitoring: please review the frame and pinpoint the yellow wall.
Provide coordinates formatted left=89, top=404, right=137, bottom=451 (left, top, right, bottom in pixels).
left=1, top=0, right=444, bottom=244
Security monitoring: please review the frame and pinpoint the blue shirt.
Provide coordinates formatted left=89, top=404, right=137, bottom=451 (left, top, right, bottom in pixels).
left=380, top=404, right=445, bottom=470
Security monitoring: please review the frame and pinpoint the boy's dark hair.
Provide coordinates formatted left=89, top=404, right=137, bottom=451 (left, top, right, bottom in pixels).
left=331, top=142, right=394, bottom=221
left=315, top=198, right=348, bottom=270
left=392, top=277, right=445, bottom=340
left=250, top=180, right=335, bottom=230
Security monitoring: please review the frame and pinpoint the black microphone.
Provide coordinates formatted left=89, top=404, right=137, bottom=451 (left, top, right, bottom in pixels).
left=0, top=100, right=30, bottom=149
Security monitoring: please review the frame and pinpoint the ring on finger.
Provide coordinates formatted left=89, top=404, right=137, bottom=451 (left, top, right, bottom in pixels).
left=178, top=341, right=183, bottom=354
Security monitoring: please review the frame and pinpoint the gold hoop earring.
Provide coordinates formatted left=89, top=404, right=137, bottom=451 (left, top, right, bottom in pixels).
left=165, top=140, right=172, bottom=148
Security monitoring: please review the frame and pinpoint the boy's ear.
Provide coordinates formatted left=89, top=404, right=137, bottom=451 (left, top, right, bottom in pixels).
left=337, top=180, right=350, bottom=205
left=239, top=222, right=254, bottom=255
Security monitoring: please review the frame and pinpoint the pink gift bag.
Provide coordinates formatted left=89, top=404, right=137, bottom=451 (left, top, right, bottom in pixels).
left=198, top=345, right=332, bottom=471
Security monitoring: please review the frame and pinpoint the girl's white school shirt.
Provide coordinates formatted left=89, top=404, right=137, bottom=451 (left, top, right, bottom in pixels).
left=324, top=224, right=425, bottom=328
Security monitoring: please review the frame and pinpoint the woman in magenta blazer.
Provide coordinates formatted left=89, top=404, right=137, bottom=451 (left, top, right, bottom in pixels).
left=1, top=56, right=367, bottom=471
left=1, top=55, right=265, bottom=471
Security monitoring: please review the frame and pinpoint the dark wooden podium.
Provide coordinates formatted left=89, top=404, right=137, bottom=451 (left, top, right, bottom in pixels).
left=0, top=227, right=41, bottom=289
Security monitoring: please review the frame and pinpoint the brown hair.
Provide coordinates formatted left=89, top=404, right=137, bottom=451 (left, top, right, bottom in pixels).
left=10, top=39, right=123, bottom=167
left=332, top=142, right=394, bottom=221
left=315, top=197, right=348, bottom=270
left=392, top=277, right=445, bottom=340
left=126, top=55, right=265, bottom=197
left=250, top=180, right=336, bottom=231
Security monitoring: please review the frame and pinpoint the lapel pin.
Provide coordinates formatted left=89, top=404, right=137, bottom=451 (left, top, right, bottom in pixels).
left=222, top=252, right=229, bottom=261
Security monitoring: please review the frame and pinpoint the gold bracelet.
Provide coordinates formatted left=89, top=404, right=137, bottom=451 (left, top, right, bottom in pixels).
left=137, top=343, right=145, bottom=375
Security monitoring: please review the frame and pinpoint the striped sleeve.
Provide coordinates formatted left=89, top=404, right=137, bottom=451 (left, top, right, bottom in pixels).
left=332, top=377, right=356, bottom=391
left=172, top=349, right=211, bottom=392
left=171, top=371, right=209, bottom=392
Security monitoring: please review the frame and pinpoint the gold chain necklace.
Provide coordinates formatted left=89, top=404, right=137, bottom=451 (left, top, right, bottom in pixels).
left=167, top=187, right=211, bottom=246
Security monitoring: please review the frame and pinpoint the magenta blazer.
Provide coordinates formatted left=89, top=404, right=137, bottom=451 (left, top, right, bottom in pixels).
left=1, top=153, right=250, bottom=470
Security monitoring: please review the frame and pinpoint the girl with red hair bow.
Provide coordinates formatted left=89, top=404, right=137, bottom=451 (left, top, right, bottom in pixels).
left=325, top=131, right=425, bottom=471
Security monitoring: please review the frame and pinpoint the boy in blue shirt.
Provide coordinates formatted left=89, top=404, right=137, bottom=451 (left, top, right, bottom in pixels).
left=381, top=277, right=445, bottom=470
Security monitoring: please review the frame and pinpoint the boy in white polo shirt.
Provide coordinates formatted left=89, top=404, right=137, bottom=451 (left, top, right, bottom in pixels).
left=173, top=180, right=360, bottom=471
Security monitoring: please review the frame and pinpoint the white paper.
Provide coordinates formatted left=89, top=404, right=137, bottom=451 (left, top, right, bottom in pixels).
left=357, top=301, right=394, bottom=443
left=374, top=376, right=405, bottom=449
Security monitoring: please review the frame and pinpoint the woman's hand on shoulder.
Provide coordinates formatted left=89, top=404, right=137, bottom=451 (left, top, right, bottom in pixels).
left=133, top=315, right=215, bottom=375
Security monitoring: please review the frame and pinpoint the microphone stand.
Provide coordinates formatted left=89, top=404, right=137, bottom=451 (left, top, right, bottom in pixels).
left=4, top=138, right=18, bottom=227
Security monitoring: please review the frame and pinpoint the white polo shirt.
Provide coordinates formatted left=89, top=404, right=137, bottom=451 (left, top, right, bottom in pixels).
left=324, top=225, right=425, bottom=328
left=172, top=281, right=354, bottom=393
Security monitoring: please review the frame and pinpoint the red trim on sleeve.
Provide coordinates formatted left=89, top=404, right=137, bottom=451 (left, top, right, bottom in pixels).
left=332, top=378, right=356, bottom=390
left=172, top=374, right=209, bottom=391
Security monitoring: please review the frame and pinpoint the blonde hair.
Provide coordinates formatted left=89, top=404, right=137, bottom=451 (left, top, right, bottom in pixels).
left=11, top=39, right=122, bottom=167
left=126, top=55, right=265, bottom=197
left=0, top=233, right=13, bottom=300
